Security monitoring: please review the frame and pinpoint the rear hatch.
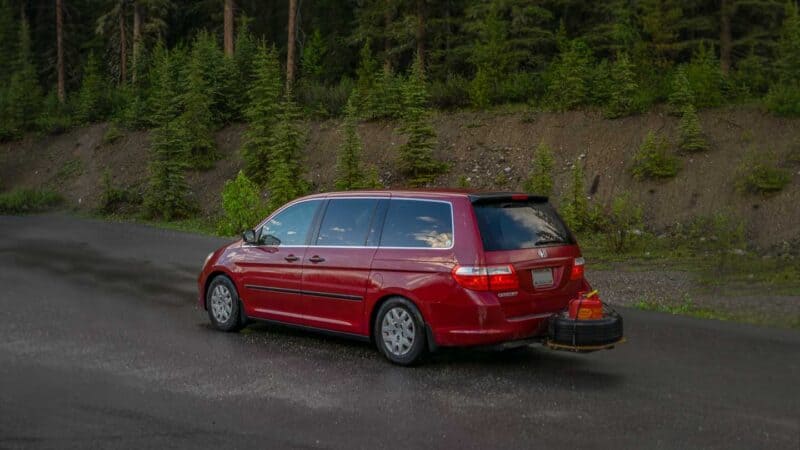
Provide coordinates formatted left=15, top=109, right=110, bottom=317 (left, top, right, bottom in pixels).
left=471, top=194, right=584, bottom=319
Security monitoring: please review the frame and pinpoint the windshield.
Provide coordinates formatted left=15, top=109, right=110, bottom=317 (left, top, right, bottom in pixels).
left=473, top=201, right=574, bottom=251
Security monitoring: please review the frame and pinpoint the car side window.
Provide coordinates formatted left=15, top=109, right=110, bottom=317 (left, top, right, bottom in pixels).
left=380, top=200, right=453, bottom=248
left=259, top=200, right=320, bottom=246
left=315, top=199, right=379, bottom=246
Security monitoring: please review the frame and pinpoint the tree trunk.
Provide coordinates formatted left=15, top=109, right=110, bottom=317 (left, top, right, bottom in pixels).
left=56, top=0, right=65, bottom=102
left=132, top=1, right=141, bottom=83
left=384, top=0, right=392, bottom=71
left=119, top=6, right=127, bottom=84
left=286, top=0, right=297, bottom=93
left=720, top=0, right=732, bottom=75
left=416, top=0, right=425, bottom=72
left=224, top=0, right=235, bottom=56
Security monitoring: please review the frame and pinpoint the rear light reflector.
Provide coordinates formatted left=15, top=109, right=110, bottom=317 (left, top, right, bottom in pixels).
left=452, top=265, right=519, bottom=292
left=570, top=257, right=585, bottom=280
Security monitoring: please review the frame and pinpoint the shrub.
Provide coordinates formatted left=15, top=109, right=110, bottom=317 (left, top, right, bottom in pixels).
left=0, top=188, right=62, bottom=213
left=765, top=83, right=800, bottom=116
left=682, top=213, right=745, bottom=255
left=98, top=170, right=142, bottom=214
left=36, top=91, right=72, bottom=135
left=560, top=161, right=590, bottom=232
left=469, top=67, right=492, bottom=109
left=522, top=142, right=555, bottom=196
left=495, top=72, right=542, bottom=105
left=296, top=78, right=354, bottom=117
left=735, top=149, right=791, bottom=194
left=605, top=192, right=644, bottom=253
left=429, top=74, right=471, bottom=110
left=397, top=58, right=447, bottom=187
left=102, top=123, right=124, bottom=145
left=218, top=171, right=267, bottom=236
left=631, top=131, right=680, bottom=180
left=677, top=104, right=708, bottom=152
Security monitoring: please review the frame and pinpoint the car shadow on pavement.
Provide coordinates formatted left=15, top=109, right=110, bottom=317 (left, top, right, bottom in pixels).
left=215, top=320, right=625, bottom=392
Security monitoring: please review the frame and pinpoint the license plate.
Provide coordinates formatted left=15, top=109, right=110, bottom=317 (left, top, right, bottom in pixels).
left=532, top=268, right=553, bottom=287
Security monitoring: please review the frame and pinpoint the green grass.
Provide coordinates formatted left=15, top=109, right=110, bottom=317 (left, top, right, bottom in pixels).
left=0, top=188, right=63, bottom=214
left=580, top=231, right=800, bottom=296
left=633, top=295, right=800, bottom=329
left=94, top=211, right=224, bottom=237
left=53, top=158, right=83, bottom=183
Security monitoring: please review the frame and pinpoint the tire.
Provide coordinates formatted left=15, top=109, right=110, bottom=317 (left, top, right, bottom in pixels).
left=206, top=275, right=244, bottom=332
left=373, top=297, right=427, bottom=366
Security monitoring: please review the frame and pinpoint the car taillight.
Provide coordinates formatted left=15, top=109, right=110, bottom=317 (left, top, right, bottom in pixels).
left=570, top=257, right=585, bottom=280
left=452, top=265, right=519, bottom=292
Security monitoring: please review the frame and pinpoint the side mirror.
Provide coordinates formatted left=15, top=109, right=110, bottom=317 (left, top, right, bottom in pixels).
left=242, top=229, right=257, bottom=244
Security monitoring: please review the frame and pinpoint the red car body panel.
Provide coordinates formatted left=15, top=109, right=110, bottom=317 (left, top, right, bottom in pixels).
left=198, top=190, right=590, bottom=347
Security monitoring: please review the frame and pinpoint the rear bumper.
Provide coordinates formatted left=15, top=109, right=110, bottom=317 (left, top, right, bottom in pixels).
left=427, top=293, right=555, bottom=347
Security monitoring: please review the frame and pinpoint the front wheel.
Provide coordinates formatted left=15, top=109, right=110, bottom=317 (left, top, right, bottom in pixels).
left=206, top=275, right=244, bottom=332
left=374, top=298, right=427, bottom=366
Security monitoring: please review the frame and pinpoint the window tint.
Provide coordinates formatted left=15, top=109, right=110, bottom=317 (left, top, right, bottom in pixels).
left=316, top=199, right=378, bottom=246
left=259, top=200, right=320, bottom=246
left=380, top=200, right=453, bottom=248
left=474, top=201, right=573, bottom=251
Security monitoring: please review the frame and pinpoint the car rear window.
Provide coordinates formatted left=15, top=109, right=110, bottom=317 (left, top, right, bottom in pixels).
left=380, top=200, right=453, bottom=248
left=473, top=201, right=574, bottom=251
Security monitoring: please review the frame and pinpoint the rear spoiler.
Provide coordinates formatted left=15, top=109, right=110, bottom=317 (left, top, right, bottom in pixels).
left=468, top=193, right=549, bottom=205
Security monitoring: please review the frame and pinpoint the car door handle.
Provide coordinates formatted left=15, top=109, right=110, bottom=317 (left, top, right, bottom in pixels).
left=308, top=255, right=325, bottom=263
left=284, top=254, right=299, bottom=262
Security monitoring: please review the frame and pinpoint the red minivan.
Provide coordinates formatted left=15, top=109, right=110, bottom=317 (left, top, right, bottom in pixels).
left=198, top=191, right=623, bottom=365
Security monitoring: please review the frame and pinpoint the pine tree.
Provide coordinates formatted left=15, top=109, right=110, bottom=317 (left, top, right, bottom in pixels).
left=75, top=52, right=112, bottom=123
left=547, top=40, right=593, bottom=111
left=678, top=104, right=708, bottom=153
left=372, top=65, right=404, bottom=119
left=5, top=18, right=42, bottom=136
left=0, top=0, right=16, bottom=85
left=398, top=58, right=446, bottom=187
left=668, top=66, right=693, bottom=115
left=266, top=96, right=306, bottom=212
left=335, top=99, right=368, bottom=190
left=300, top=29, right=327, bottom=83
left=143, top=119, right=193, bottom=220
left=604, top=52, right=639, bottom=118
left=766, top=2, right=800, bottom=116
left=685, top=42, right=724, bottom=108
left=352, top=41, right=380, bottom=119
left=181, top=35, right=218, bottom=170
left=143, top=43, right=193, bottom=220
left=523, top=142, right=555, bottom=197
left=560, top=161, right=589, bottom=232
left=190, top=30, right=237, bottom=124
left=631, top=131, right=680, bottom=180
left=233, top=17, right=258, bottom=117
left=467, top=2, right=509, bottom=107
left=241, top=42, right=283, bottom=186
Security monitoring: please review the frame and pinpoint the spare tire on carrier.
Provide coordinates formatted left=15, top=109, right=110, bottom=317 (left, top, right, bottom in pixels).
left=546, top=311, right=624, bottom=352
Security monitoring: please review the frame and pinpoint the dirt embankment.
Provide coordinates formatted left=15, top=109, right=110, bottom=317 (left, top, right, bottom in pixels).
left=1, top=106, right=798, bottom=247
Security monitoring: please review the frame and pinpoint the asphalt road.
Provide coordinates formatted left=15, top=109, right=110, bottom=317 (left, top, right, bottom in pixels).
left=1, top=214, right=798, bottom=450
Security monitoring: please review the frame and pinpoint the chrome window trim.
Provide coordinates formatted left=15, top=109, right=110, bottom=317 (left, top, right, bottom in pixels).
left=243, top=196, right=456, bottom=250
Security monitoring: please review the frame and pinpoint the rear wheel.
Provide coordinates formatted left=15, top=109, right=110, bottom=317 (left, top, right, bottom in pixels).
left=206, top=275, right=244, bottom=332
left=374, top=297, right=427, bottom=366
